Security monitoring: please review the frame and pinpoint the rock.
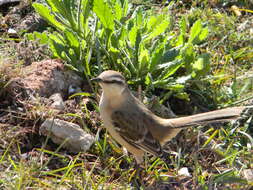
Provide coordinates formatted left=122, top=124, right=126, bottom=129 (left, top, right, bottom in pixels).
left=243, top=169, right=253, bottom=182
left=0, top=0, right=48, bottom=33
left=7, top=28, right=17, bottom=34
left=8, top=59, right=84, bottom=99
left=231, top=5, right=242, bottom=17
left=40, top=119, right=95, bottom=152
left=49, top=93, right=64, bottom=110
left=178, top=167, right=191, bottom=177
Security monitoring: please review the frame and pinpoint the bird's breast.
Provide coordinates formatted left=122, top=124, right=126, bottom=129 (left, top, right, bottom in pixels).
left=99, top=93, right=114, bottom=129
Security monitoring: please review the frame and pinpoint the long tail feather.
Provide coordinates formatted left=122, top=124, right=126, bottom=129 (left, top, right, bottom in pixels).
left=169, top=107, right=246, bottom=128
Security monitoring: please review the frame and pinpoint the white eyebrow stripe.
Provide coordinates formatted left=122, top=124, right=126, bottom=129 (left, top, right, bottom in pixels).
left=104, top=76, right=125, bottom=83
left=109, top=74, right=125, bottom=80
left=110, top=77, right=124, bottom=81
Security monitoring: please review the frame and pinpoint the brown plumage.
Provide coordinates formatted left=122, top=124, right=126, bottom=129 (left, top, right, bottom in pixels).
left=92, top=70, right=247, bottom=164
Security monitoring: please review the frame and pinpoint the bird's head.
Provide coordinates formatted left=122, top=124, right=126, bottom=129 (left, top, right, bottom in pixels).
left=91, top=70, right=127, bottom=97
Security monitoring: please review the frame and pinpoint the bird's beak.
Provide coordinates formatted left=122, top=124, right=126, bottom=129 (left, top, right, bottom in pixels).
left=91, top=77, right=102, bottom=83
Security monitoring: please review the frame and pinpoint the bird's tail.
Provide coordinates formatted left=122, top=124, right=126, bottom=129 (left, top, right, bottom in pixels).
left=169, top=106, right=248, bottom=128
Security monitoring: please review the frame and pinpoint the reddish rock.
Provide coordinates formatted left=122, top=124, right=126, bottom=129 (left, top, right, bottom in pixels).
left=8, top=59, right=83, bottom=99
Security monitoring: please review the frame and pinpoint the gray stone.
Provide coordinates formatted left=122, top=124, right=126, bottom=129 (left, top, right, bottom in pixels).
left=243, top=169, right=253, bottom=182
left=49, top=93, right=64, bottom=110
left=40, top=119, right=95, bottom=152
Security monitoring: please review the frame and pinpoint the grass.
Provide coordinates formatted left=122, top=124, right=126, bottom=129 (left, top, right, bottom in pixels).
left=0, top=0, right=253, bottom=189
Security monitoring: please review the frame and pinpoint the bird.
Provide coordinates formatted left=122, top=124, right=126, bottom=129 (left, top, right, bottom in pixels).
left=91, top=70, right=248, bottom=164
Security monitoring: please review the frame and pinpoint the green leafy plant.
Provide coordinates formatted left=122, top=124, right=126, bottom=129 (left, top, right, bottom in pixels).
left=32, top=0, right=210, bottom=100
left=32, top=0, right=94, bottom=77
left=93, top=0, right=210, bottom=99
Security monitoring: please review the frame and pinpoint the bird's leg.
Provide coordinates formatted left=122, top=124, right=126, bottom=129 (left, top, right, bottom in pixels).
left=131, top=162, right=145, bottom=188
left=161, top=152, right=174, bottom=169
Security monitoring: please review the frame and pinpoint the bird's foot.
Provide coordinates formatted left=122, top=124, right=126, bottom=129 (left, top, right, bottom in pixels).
left=161, top=152, right=174, bottom=169
left=130, top=163, right=145, bottom=189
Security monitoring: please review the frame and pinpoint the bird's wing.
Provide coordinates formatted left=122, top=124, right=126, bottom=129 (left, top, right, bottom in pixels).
left=111, top=110, right=164, bottom=157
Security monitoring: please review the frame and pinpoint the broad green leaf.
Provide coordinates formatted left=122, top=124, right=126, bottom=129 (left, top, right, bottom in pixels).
left=176, top=33, right=184, bottom=46
left=176, top=75, right=191, bottom=83
left=45, top=0, right=63, bottom=13
left=35, top=32, right=49, bottom=44
left=166, top=84, right=184, bottom=91
left=116, top=61, right=132, bottom=77
left=150, top=38, right=162, bottom=53
left=68, top=48, right=78, bottom=64
left=82, top=0, right=91, bottom=20
left=49, top=33, right=65, bottom=45
left=145, top=73, right=152, bottom=85
left=62, top=0, right=76, bottom=21
left=49, top=33, right=70, bottom=60
left=45, top=0, right=75, bottom=28
left=81, top=39, right=87, bottom=50
left=145, top=14, right=170, bottom=41
left=193, top=57, right=204, bottom=70
left=179, top=16, right=187, bottom=35
left=147, top=16, right=160, bottom=31
left=80, top=0, right=92, bottom=33
left=122, top=0, right=129, bottom=18
left=85, top=45, right=92, bottom=75
left=33, top=3, right=65, bottom=31
left=64, top=30, right=80, bottom=53
left=175, top=92, right=189, bottom=100
left=153, top=77, right=174, bottom=86
left=25, top=33, right=34, bottom=41
left=49, top=39, right=66, bottom=58
left=192, top=53, right=210, bottom=70
left=136, top=8, right=143, bottom=27
left=65, top=62, right=79, bottom=72
left=139, top=47, right=150, bottom=72
left=128, top=25, right=138, bottom=47
left=157, top=59, right=181, bottom=70
left=198, top=27, right=208, bottom=42
left=93, top=0, right=114, bottom=30
left=192, top=53, right=210, bottom=77
left=181, top=43, right=195, bottom=65
left=176, top=17, right=187, bottom=46
left=189, top=19, right=202, bottom=43
left=145, top=19, right=170, bottom=41
left=134, top=29, right=142, bottom=65
left=154, top=82, right=184, bottom=90
left=159, top=59, right=183, bottom=80
left=150, top=44, right=165, bottom=72
left=162, top=46, right=181, bottom=63
left=114, top=0, right=122, bottom=21
left=110, top=33, right=118, bottom=48
left=118, top=26, right=127, bottom=46
left=147, top=16, right=155, bottom=29
left=109, top=47, right=120, bottom=53
left=118, top=46, right=136, bottom=75
left=26, top=32, right=49, bottom=45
